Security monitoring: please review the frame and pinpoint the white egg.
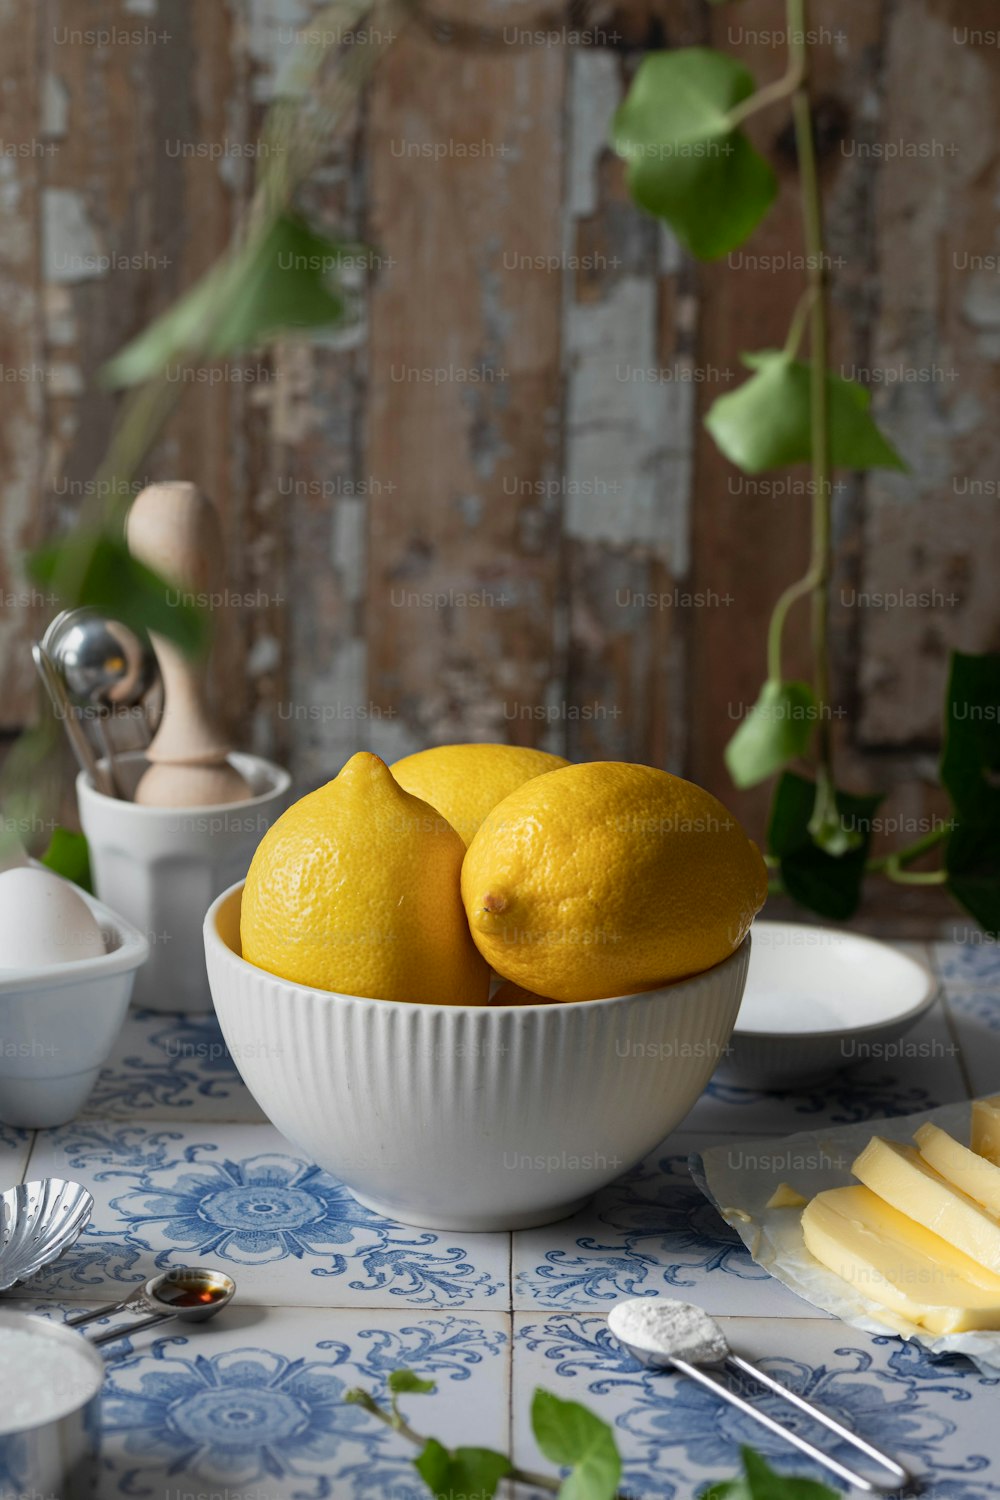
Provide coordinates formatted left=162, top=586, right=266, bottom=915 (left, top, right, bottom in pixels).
left=0, top=868, right=106, bottom=970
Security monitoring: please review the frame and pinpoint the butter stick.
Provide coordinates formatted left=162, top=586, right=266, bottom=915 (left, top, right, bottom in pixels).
left=916, top=1122, right=1000, bottom=1215
left=972, top=1096, right=1000, bottom=1167
left=802, top=1184, right=1000, bottom=1334
left=853, top=1137, right=1000, bottom=1274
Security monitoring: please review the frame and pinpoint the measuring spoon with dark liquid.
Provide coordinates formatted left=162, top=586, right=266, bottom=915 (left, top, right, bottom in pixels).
left=65, top=1266, right=235, bottom=1346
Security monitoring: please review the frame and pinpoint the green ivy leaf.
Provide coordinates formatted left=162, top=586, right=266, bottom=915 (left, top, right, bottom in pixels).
left=387, top=1369, right=437, bottom=1396
left=414, top=1438, right=512, bottom=1500
left=768, top=771, right=882, bottom=920
left=103, top=214, right=352, bottom=388
left=701, top=1447, right=840, bottom=1500
left=29, top=531, right=208, bottom=657
left=611, top=49, right=777, bottom=259
left=40, top=828, right=92, bottom=892
left=705, top=352, right=906, bottom=474
left=531, top=1388, right=621, bottom=1500
left=941, top=651, right=1000, bottom=935
left=725, top=679, right=817, bottom=789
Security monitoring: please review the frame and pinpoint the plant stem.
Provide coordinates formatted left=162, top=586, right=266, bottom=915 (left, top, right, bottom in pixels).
left=866, top=825, right=950, bottom=873
left=765, top=0, right=835, bottom=800
left=346, top=1388, right=630, bottom=1500
left=726, top=46, right=807, bottom=130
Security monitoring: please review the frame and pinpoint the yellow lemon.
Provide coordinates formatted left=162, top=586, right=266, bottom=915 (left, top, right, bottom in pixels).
left=461, top=761, right=767, bottom=1001
left=390, top=743, right=568, bottom=845
left=241, top=751, right=490, bottom=1004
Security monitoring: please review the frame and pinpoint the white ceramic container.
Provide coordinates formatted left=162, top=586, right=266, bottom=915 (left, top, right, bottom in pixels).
left=78, top=752, right=290, bottom=1013
left=205, top=881, right=750, bottom=1231
left=718, top=919, right=937, bottom=1089
left=0, top=1310, right=104, bottom=1500
left=0, top=881, right=148, bottom=1129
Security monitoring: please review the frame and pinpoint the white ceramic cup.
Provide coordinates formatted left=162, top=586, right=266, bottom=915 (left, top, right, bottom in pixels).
left=78, top=753, right=290, bottom=1013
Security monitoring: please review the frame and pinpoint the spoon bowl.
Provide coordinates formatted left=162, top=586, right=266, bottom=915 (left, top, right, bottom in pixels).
left=144, top=1266, right=236, bottom=1322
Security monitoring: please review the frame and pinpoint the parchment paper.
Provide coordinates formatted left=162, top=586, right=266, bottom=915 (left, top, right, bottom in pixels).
left=691, top=1098, right=1000, bottom=1375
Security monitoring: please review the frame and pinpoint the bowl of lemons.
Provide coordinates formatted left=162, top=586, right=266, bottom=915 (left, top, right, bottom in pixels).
left=205, top=745, right=764, bottom=1231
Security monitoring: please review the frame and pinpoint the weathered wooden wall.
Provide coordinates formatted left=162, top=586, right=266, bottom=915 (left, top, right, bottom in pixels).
left=1, top=0, right=999, bottom=931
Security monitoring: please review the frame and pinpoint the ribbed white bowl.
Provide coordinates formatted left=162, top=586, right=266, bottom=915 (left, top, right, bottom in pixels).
left=205, top=882, right=750, bottom=1231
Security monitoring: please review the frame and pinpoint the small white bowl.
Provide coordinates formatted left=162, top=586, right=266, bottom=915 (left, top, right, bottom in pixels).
left=718, top=920, right=937, bottom=1090
left=78, top=752, right=291, bottom=1013
left=205, top=882, right=751, bottom=1231
left=0, top=880, right=149, bottom=1128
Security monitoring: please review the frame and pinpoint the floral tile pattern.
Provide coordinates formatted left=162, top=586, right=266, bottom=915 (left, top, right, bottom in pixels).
left=3, top=946, right=1000, bottom=1498
left=513, top=1312, right=1000, bottom=1497
left=0, top=1122, right=31, bottom=1188
left=24, top=1119, right=509, bottom=1308
left=513, top=1134, right=828, bottom=1318
left=10, top=1304, right=507, bottom=1500
left=85, top=1008, right=265, bottom=1122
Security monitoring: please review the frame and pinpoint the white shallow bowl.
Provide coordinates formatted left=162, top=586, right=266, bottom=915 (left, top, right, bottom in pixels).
left=78, top=752, right=291, bottom=1013
left=205, top=882, right=750, bottom=1231
left=0, top=878, right=149, bottom=1129
left=717, top=920, right=937, bottom=1090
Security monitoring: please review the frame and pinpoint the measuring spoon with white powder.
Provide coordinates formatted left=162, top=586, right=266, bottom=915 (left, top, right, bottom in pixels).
left=608, top=1298, right=913, bottom=1494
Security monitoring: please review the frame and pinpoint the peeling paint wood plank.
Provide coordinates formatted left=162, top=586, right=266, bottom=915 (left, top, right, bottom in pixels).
left=688, top=0, right=882, bottom=841
left=561, top=40, right=695, bottom=766
left=858, top=0, right=1000, bottom=745
left=365, top=17, right=566, bottom=747
left=0, top=0, right=45, bottom=728
left=40, top=0, right=253, bottom=741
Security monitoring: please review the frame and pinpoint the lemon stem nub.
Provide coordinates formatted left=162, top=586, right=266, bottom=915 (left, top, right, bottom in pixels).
left=482, top=892, right=508, bottom=915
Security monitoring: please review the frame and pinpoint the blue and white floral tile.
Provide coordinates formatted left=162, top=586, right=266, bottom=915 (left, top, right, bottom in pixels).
left=23, top=1119, right=509, bottom=1310
left=934, top=939, right=1000, bottom=988
left=85, top=1008, right=266, bottom=1122
left=513, top=1312, right=1000, bottom=1498
left=513, top=1134, right=828, bottom=1319
left=679, top=999, right=968, bottom=1139
left=939, top=985, right=1000, bottom=1098
left=0, top=1122, right=31, bottom=1188
left=8, top=1304, right=507, bottom=1500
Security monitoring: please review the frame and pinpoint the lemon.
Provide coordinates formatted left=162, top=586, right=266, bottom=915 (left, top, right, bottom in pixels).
left=390, top=743, right=568, bottom=845
left=461, top=761, right=767, bottom=1001
left=241, top=751, right=490, bottom=1004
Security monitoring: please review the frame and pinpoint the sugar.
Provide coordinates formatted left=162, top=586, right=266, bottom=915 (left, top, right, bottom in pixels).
left=608, top=1297, right=728, bottom=1365
left=0, top=1325, right=102, bottom=1432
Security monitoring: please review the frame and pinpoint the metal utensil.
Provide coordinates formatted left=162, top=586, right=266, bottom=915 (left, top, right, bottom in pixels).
left=42, top=608, right=158, bottom=716
left=32, top=642, right=116, bottom=798
left=609, top=1298, right=913, bottom=1495
left=41, top=608, right=160, bottom=799
left=0, top=1179, right=94, bottom=1292
left=66, top=1265, right=235, bottom=1346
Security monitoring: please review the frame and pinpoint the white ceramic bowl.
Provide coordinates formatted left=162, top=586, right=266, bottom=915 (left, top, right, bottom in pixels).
left=717, top=920, right=937, bottom=1090
left=205, top=881, right=750, bottom=1231
left=0, top=879, right=149, bottom=1129
left=78, top=752, right=291, bottom=1013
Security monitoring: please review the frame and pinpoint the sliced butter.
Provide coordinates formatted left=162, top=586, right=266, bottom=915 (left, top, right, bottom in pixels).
left=767, top=1182, right=807, bottom=1209
left=916, top=1122, right=1000, bottom=1215
left=853, top=1136, right=1000, bottom=1274
left=802, top=1184, right=1000, bottom=1334
left=971, top=1095, right=1000, bottom=1167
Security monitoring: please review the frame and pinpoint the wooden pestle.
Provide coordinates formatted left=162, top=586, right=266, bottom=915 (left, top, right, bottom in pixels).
left=126, top=482, right=252, bottom=807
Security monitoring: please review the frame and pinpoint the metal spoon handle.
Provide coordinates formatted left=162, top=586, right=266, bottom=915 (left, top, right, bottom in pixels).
left=726, top=1352, right=911, bottom=1485
left=32, top=643, right=115, bottom=798
left=64, top=1295, right=136, bottom=1329
left=671, top=1358, right=881, bottom=1494
left=88, top=1310, right=174, bottom=1348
